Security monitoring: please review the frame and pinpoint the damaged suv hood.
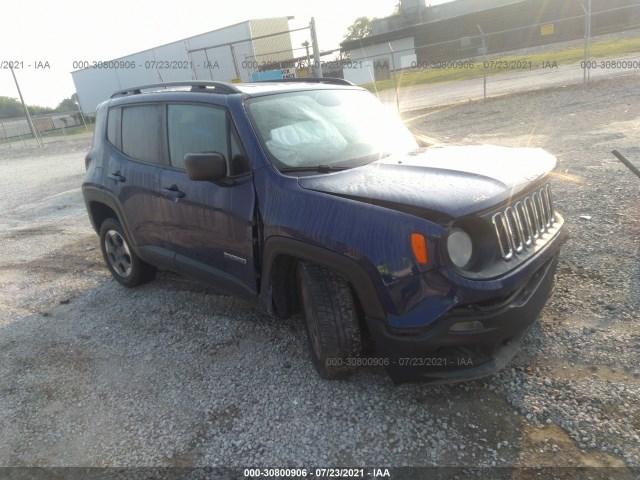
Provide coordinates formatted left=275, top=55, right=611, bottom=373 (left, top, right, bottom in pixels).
left=298, top=145, right=557, bottom=221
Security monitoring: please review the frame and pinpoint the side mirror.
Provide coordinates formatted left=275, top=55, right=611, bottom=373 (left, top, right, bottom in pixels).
left=184, top=153, right=227, bottom=182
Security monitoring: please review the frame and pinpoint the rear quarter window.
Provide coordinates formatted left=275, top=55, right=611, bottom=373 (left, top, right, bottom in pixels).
left=106, top=107, right=121, bottom=149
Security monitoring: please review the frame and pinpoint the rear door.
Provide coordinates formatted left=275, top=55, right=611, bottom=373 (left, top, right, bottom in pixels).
left=105, top=104, right=170, bottom=251
left=159, top=102, right=257, bottom=296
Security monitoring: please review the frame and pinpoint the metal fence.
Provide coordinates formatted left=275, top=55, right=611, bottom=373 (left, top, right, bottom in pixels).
left=352, top=4, right=640, bottom=112
left=0, top=112, right=88, bottom=150
left=186, top=18, right=327, bottom=83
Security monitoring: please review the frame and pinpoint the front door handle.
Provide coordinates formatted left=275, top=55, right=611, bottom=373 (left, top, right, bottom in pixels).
left=107, top=172, right=126, bottom=182
left=161, top=185, right=186, bottom=199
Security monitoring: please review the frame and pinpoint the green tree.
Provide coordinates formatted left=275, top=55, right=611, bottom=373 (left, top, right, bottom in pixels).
left=28, top=105, right=54, bottom=116
left=0, top=94, right=77, bottom=119
left=343, top=16, right=373, bottom=41
left=0, top=96, right=24, bottom=119
left=55, top=93, right=80, bottom=112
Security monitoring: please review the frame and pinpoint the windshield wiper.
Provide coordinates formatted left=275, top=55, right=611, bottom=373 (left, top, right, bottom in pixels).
left=280, top=165, right=350, bottom=174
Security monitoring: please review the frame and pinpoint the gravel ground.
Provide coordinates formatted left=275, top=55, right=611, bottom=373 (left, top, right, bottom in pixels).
left=407, top=74, right=640, bottom=472
left=0, top=77, right=639, bottom=478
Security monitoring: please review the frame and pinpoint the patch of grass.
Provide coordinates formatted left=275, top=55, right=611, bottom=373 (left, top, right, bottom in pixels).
left=40, top=124, right=94, bottom=138
left=361, top=35, right=640, bottom=93
left=0, top=124, right=93, bottom=146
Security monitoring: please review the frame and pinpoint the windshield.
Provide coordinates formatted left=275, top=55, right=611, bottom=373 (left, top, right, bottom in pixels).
left=245, top=89, right=418, bottom=171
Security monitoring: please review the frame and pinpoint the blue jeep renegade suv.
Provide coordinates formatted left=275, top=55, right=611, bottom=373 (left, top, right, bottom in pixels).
left=83, top=79, right=567, bottom=382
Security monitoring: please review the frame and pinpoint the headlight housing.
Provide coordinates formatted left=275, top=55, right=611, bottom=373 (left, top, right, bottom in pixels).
left=447, top=228, right=473, bottom=268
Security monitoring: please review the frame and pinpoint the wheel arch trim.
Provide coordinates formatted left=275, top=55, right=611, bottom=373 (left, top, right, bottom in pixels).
left=259, top=236, right=386, bottom=320
left=83, top=186, right=138, bottom=253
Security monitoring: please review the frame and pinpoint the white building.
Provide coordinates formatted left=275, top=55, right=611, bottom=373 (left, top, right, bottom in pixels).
left=72, top=17, right=294, bottom=114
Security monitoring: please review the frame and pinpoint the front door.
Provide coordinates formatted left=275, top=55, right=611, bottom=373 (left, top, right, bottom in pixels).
left=159, top=103, right=257, bottom=296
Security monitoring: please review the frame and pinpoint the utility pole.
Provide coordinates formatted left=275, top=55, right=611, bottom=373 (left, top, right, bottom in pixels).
left=582, top=0, right=592, bottom=84
left=230, top=44, right=241, bottom=82
left=74, top=95, right=88, bottom=131
left=388, top=43, right=400, bottom=113
left=9, top=66, right=43, bottom=148
left=586, top=0, right=592, bottom=84
left=303, top=41, right=312, bottom=76
left=478, top=25, right=488, bottom=99
left=310, top=17, right=323, bottom=77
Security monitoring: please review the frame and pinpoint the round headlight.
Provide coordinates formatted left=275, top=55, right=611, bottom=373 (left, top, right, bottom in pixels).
left=447, top=228, right=473, bottom=268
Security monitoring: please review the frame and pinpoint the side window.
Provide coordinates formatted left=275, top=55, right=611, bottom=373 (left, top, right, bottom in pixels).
left=106, top=107, right=121, bottom=149
left=121, top=105, right=166, bottom=164
left=167, top=104, right=227, bottom=170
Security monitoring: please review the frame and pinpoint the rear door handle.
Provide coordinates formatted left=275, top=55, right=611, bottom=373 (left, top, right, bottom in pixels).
left=161, top=185, right=186, bottom=199
left=107, top=172, right=126, bottom=182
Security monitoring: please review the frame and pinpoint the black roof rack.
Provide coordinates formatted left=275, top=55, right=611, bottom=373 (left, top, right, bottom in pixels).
left=110, top=81, right=241, bottom=98
left=256, top=77, right=355, bottom=86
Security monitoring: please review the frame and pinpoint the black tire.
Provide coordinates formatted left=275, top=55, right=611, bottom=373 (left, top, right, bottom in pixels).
left=297, top=262, right=362, bottom=379
left=99, top=218, right=156, bottom=287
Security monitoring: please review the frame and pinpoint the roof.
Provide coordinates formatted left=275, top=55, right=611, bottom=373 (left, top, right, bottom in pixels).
left=108, top=79, right=360, bottom=100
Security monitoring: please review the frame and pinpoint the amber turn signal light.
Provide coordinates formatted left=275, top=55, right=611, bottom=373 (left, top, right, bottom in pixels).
left=411, top=233, right=428, bottom=265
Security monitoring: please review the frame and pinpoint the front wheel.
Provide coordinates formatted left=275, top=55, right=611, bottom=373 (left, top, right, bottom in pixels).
left=99, top=218, right=156, bottom=287
left=297, top=262, right=362, bottom=379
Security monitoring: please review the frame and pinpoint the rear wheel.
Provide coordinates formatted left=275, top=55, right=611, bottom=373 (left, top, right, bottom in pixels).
left=99, top=218, right=156, bottom=287
left=297, top=262, right=362, bottom=379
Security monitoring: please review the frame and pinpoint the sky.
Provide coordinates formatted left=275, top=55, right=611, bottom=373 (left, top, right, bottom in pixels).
left=0, top=0, right=451, bottom=109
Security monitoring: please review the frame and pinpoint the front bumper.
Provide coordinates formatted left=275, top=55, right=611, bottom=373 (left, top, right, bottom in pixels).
left=366, top=253, right=559, bottom=383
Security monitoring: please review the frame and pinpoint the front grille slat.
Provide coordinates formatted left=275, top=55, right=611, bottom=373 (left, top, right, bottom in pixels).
left=515, top=201, right=533, bottom=247
left=491, top=185, right=558, bottom=261
left=547, top=185, right=556, bottom=224
left=542, top=186, right=553, bottom=226
left=533, top=191, right=546, bottom=233
left=493, top=212, right=513, bottom=260
left=505, top=207, right=524, bottom=253
left=524, top=197, right=539, bottom=239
